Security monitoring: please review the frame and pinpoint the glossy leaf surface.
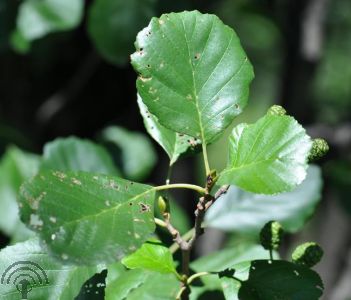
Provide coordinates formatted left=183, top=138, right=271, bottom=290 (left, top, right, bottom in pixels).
left=218, top=114, right=312, bottom=194
left=132, top=11, right=254, bottom=144
left=19, top=171, right=155, bottom=265
left=122, top=240, right=178, bottom=275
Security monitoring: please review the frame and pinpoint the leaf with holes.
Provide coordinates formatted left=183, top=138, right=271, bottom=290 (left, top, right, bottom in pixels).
left=217, top=114, right=312, bottom=194
left=0, top=238, right=103, bottom=300
left=18, top=171, right=155, bottom=265
left=207, top=165, right=322, bottom=234
left=238, top=260, right=324, bottom=300
left=122, top=240, right=178, bottom=276
left=131, top=10, right=254, bottom=144
left=41, top=137, right=120, bottom=175
left=137, top=95, right=200, bottom=165
left=190, top=243, right=277, bottom=300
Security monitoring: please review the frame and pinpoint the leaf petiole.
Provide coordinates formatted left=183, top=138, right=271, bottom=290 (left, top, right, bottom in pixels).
left=187, top=272, right=212, bottom=284
left=154, top=217, right=167, bottom=228
left=155, top=184, right=206, bottom=195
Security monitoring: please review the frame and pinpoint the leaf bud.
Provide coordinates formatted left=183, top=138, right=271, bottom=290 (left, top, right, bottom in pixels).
left=157, top=196, right=169, bottom=215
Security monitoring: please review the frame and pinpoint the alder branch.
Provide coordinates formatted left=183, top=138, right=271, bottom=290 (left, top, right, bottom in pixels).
left=164, top=184, right=229, bottom=300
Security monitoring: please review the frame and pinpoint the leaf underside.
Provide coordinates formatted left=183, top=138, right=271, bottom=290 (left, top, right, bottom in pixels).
left=137, top=95, right=200, bottom=165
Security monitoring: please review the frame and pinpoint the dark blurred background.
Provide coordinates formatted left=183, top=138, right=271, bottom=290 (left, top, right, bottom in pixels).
left=0, top=0, right=350, bottom=299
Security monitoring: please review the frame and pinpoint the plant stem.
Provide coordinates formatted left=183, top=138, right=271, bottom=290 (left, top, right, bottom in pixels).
left=202, top=142, right=211, bottom=176
left=182, top=249, right=190, bottom=277
left=164, top=186, right=230, bottom=300
left=269, top=249, right=273, bottom=260
left=155, top=183, right=206, bottom=195
left=170, top=228, right=194, bottom=254
left=154, top=217, right=167, bottom=228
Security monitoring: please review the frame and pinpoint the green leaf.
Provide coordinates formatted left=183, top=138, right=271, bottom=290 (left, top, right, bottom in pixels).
left=101, top=126, right=156, bottom=181
left=137, top=95, right=200, bottom=165
left=11, top=0, right=83, bottom=51
left=206, top=165, right=322, bottom=234
left=0, top=147, right=39, bottom=242
left=126, top=272, right=179, bottom=300
left=0, top=238, right=102, bottom=300
left=105, top=263, right=146, bottom=300
left=221, top=277, right=241, bottom=300
left=191, top=243, right=274, bottom=299
left=238, top=260, right=324, bottom=300
left=131, top=10, right=254, bottom=144
left=217, top=114, right=312, bottom=194
left=88, top=0, right=155, bottom=65
left=106, top=263, right=179, bottom=300
left=19, top=171, right=155, bottom=265
left=41, top=137, right=120, bottom=175
left=122, top=240, right=178, bottom=276
left=191, top=244, right=271, bottom=274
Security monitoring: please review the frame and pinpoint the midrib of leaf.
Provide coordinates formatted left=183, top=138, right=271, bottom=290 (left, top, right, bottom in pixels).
left=180, top=15, right=206, bottom=146
left=200, top=56, right=248, bottom=116
left=222, top=156, right=300, bottom=175
left=238, top=117, right=274, bottom=166
left=47, top=188, right=153, bottom=232
left=140, top=248, right=175, bottom=274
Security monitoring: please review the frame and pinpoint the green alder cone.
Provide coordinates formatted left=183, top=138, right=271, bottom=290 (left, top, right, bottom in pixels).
left=259, top=221, right=284, bottom=250
left=292, top=242, right=324, bottom=268
left=309, top=138, right=329, bottom=161
left=267, top=104, right=287, bottom=116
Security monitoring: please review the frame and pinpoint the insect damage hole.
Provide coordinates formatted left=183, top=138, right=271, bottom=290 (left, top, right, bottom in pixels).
left=139, top=203, right=151, bottom=213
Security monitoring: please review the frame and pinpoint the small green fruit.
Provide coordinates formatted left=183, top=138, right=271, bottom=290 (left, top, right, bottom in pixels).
left=267, top=105, right=287, bottom=116
left=157, top=196, right=168, bottom=215
left=259, top=221, right=284, bottom=250
left=308, top=138, right=329, bottom=161
left=292, top=242, right=323, bottom=268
